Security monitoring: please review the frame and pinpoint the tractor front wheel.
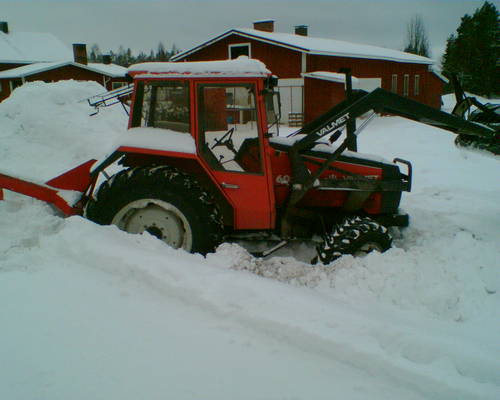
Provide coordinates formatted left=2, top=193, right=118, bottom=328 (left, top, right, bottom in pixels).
left=316, top=216, right=392, bottom=264
left=85, top=166, right=222, bottom=255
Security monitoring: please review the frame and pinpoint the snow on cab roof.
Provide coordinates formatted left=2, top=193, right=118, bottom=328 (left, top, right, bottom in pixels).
left=172, top=28, right=434, bottom=65
left=0, top=31, right=73, bottom=63
left=128, top=56, right=271, bottom=78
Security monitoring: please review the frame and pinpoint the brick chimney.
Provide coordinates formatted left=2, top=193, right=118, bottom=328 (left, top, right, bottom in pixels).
left=72, top=43, right=88, bottom=65
left=295, top=25, right=308, bottom=36
left=102, top=54, right=112, bottom=65
left=253, top=19, right=274, bottom=33
left=0, top=21, right=8, bottom=34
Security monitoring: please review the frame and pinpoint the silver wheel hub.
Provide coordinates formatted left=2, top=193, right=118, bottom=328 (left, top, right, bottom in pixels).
left=111, top=199, right=193, bottom=250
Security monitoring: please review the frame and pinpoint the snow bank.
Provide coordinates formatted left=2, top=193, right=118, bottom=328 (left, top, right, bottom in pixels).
left=0, top=80, right=127, bottom=182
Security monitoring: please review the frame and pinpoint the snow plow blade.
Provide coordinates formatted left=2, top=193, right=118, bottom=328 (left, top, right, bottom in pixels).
left=0, top=173, right=78, bottom=216
left=0, top=160, right=96, bottom=216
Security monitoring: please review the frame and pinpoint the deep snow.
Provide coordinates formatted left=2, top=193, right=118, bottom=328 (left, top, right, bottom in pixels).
left=0, top=81, right=499, bottom=400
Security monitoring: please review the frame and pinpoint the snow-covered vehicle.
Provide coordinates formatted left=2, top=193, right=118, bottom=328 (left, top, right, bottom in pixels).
left=0, top=58, right=496, bottom=263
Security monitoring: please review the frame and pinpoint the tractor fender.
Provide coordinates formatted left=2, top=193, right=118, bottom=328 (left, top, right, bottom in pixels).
left=89, top=147, right=234, bottom=228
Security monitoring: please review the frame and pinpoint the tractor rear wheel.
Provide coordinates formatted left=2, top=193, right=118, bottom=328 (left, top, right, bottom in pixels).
left=316, top=216, right=392, bottom=264
left=85, top=166, right=222, bottom=255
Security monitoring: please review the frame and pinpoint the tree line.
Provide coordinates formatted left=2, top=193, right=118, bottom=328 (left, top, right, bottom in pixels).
left=403, top=1, right=498, bottom=97
left=88, top=42, right=180, bottom=66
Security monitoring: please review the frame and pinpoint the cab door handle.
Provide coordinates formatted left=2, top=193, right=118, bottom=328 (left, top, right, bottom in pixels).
left=221, top=182, right=240, bottom=189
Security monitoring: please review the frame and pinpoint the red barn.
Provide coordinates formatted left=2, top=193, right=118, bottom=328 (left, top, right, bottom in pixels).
left=0, top=22, right=127, bottom=102
left=171, top=20, right=446, bottom=124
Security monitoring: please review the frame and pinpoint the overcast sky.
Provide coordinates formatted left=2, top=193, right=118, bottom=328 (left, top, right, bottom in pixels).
left=2, top=0, right=498, bottom=65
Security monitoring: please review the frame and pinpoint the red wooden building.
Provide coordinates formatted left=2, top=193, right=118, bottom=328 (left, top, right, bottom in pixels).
left=171, top=20, right=446, bottom=124
left=0, top=22, right=127, bottom=102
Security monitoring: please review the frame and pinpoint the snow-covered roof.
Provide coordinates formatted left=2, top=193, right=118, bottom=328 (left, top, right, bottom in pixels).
left=0, top=61, right=127, bottom=79
left=302, top=71, right=382, bottom=92
left=87, top=63, right=128, bottom=77
left=302, top=71, right=360, bottom=85
left=172, top=28, right=434, bottom=65
left=0, top=31, right=73, bottom=63
left=430, top=67, right=449, bottom=83
left=128, top=56, right=271, bottom=78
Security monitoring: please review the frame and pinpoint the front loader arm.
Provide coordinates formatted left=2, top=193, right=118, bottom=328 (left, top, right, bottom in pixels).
left=293, top=88, right=496, bottom=153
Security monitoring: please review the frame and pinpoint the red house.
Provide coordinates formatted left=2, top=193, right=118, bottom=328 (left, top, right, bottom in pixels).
left=0, top=22, right=127, bottom=102
left=171, top=20, right=446, bottom=124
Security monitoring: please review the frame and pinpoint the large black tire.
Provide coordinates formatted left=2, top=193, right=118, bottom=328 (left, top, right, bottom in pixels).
left=316, top=216, right=392, bottom=264
left=85, top=166, right=222, bottom=255
left=455, top=134, right=500, bottom=155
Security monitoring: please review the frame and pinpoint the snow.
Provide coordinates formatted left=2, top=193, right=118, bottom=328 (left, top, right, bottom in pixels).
left=303, top=71, right=361, bottom=84
left=119, top=128, right=196, bottom=154
left=0, top=61, right=127, bottom=79
left=129, top=56, right=271, bottom=78
left=270, top=134, right=389, bottom=163
left=86, top=62, right=128, bottom=77
left=0, top=31, right=73, bottom=63
left=1, top=82, right=499, bottom=399
left=172, top=28, right=434, bottom=65
left=302, top=71, right=382, bottom=92
left=0, top=80, right=127, bottom=182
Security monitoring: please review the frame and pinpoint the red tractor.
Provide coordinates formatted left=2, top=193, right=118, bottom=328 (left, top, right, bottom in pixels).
left=0, top=58, right=496, bottom=263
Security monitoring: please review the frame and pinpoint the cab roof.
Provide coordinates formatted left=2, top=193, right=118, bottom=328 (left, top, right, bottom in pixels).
left=128, top=56, right=271, bottom=79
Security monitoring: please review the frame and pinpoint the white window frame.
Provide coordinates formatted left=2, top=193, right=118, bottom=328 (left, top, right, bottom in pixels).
left=403, top=74, right=409, bottom=96
left=414, top=75, right=420, bottom=96
left=391, top=74, right=397, bottom=93
left=228, top=43, right=251, bottom=59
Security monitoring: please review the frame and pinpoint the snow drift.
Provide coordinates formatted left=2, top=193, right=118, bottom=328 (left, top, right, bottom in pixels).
left=0, top=82, right=499, bottom=400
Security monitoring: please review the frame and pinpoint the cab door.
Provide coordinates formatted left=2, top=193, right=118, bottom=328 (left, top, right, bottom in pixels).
left=196, top=81, right=275, bottom=230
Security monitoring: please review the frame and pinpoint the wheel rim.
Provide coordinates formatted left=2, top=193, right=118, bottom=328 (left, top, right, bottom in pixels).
left=354, top=242, right=384, bottom=257
left=111, top=199, right=193, bottom=250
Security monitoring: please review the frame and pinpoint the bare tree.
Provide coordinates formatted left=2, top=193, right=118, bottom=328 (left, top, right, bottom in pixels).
left=404, top=15, right=430, bottom=57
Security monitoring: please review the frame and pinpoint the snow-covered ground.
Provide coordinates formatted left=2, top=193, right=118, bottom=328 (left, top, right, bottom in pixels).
left=0, top=82, right=499, bottom=400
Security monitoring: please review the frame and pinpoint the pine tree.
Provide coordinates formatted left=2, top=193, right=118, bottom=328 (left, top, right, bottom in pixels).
left=156, top=42, right=168, bottom=61
left=89, top=44, right=102, bottom=63
left=442, top=1, right=499, bottom=97
left=167, top=44, right=180, bottom=60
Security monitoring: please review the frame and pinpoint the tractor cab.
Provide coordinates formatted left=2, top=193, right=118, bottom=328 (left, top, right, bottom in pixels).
left=125, top=57, right=279, bottom=231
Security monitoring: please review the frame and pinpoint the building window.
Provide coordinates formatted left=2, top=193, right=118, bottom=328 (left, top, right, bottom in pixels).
left=403, top=74, right=409, bottom=96
left=112, top=81, right=127, bottom=90
left=228, top=43, right=251, bottom=59
left=391, top=74, right=397, bottom=93
left=414, top=75, right=420, bottom=96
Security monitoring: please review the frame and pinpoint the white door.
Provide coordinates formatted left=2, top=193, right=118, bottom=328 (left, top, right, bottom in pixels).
left=277, top=78, right=303, bottom=124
